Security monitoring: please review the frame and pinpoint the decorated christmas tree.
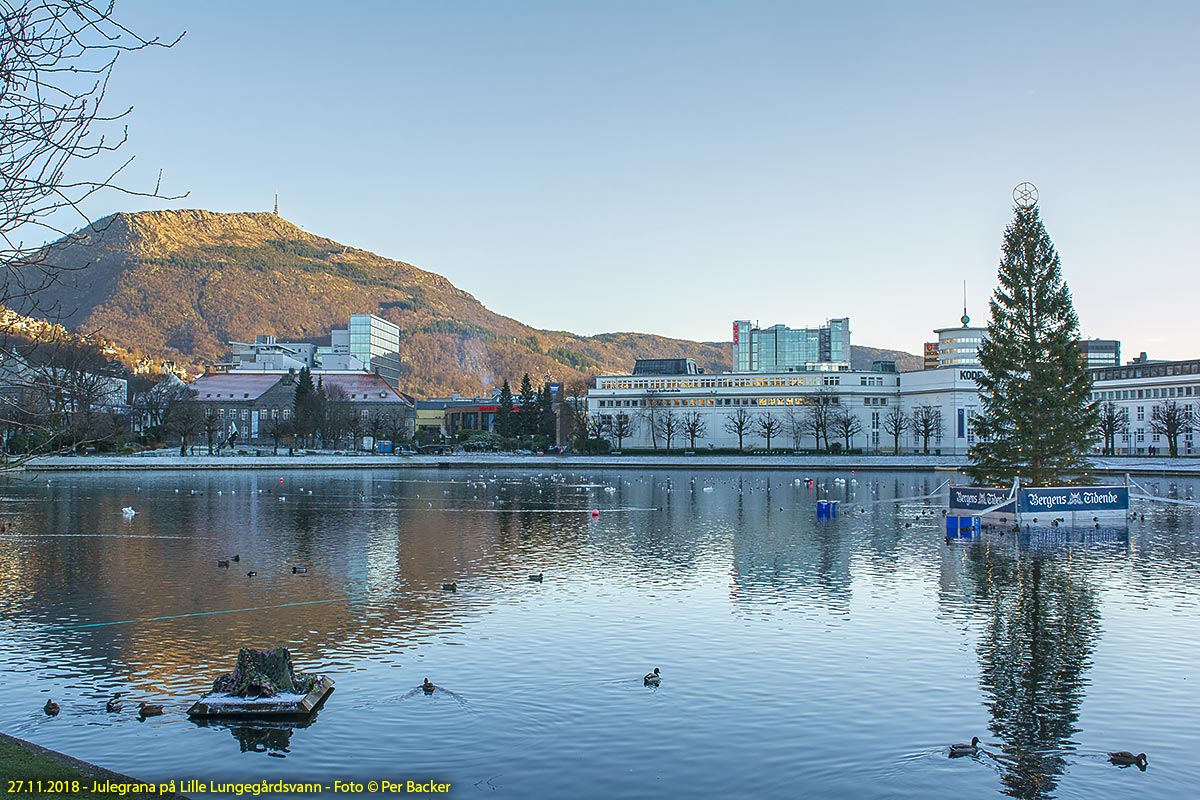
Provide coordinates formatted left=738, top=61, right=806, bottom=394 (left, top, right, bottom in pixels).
left=967, top=197, right=1097, bottom=486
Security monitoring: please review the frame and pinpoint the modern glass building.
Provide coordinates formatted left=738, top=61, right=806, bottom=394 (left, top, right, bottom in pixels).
left=733, top=318, right=851, bottom=372
left=348, top=313, right=402, bottom=384
left=1078, top=338, right=1121, bottom=368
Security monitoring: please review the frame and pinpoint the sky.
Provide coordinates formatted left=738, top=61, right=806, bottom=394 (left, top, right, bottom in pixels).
left=70, top=0, right=1199, bottom=360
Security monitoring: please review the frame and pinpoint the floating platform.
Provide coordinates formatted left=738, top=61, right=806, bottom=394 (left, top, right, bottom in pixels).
left=187, top=676, right=334, bottom=719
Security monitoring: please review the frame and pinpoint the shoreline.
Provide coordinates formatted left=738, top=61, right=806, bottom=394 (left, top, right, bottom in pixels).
left=12, top=452, right=1200, bottom=478
left=0, top=732, right=187, bottom=799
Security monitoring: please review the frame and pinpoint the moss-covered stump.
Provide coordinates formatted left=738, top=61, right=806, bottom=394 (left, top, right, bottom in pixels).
left=211, top=647, right=318, bottom=698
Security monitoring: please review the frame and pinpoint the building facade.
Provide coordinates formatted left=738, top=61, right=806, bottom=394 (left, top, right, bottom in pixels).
left=1089, top=358, right=1198, bottom=455
left=1078, top=339, right=1121, bottom=369
left=733, top=318, right=851, bottom=373
left=188, top=371, right=414, bottom=446
left=347, top=314, right=402, bottom=384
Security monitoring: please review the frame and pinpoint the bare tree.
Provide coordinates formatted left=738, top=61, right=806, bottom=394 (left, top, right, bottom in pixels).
left=320, top=384, right=353, bottom=449
left=640, top=405, right=661, bottom=449
left=2, top=1, right=183, bottom=317
left=755, top=411, right=783, bottom=453
left=803, top=391, right=838, bottom=452
left=1095, top=401, right=1128, bottom=456
left=608, top=412, right=636, bottom=450
left=882, top=404, right=908, bottom=454
left=203, top=408, right=222, bottom=455
left=0, top=3, right=180, bottom=465
left=784, top=406, right=806, bottom=451
left=1150, top=400, right=1192, bottom=458
left=160, top=387, right=200, bottom=455
left=724, top=407, right=753, bottom=452
left=266, top=414, right=292, bottom=456
left=373, top=407, right=410, bottom=447
left=682, top=410, right=706, bottom=450
left=911, top=405, right=943, bottom=455
left=832, top=407, right=864, bottom=452
left=659, top=407, right=683, bottom=452
left=562, top=379, right=593, bottom=450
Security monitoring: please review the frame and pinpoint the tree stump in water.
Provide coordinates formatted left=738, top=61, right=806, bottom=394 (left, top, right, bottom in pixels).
left=211, top=647, right=318, bottom=698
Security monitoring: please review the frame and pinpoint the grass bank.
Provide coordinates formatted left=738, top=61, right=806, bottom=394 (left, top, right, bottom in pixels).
left=0, top=732, right=183, bottom=799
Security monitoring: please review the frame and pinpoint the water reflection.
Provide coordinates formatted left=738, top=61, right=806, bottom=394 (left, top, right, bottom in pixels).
left=192, top=716, right=314, bottom=755
left=959, top=540, right=1102, bottom=799
left=1, top=469, right=1198, bottom=800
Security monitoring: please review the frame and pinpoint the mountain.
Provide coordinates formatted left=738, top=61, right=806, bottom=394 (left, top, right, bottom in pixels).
left=25, top=210, right=920, bottom=395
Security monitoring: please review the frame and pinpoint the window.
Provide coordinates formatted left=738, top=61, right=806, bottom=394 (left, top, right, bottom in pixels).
left=1136, top=406, right=1144, bottom=421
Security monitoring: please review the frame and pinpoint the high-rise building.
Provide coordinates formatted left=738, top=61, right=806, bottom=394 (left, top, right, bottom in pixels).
left=732, top=317, right=850, bottom=372
left=347, top=313, right=402, bottom=384
left=1077, top=338, right=1120, bottom=368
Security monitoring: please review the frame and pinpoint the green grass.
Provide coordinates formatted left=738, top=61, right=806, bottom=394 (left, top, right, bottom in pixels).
left=0, top=738, right=117, bottom=799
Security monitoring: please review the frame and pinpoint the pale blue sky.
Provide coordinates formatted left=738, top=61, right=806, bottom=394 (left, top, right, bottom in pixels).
left=82, top=1, right=1198, bottom=360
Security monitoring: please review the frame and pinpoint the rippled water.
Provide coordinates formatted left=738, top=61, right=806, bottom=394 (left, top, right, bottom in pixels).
left=1, top=468, right=1197, bottom=799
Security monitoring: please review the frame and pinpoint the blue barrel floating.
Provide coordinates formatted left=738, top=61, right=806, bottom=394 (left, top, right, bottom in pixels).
left=945, top=515, right=980, bottom=538
left=817, top=500, right=839, bottom=520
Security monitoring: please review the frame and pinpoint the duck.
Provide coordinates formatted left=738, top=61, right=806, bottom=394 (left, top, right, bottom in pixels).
left=291, top=566, right=308, bottom=574
left=442, top=582, right=457, bottom=592
left=643, top=667, right=661, bottom=686
left=217, top=559, right=230, bottom=568
left=138, top=702, right=164, bottom=717
left=1108, top=751, right=1147, bottom=767
left=422, top=678, right=436, bottom=694
left=43, top=699, right=60, bottom=715
left=121, top=507, right=136, bottom=517
left=232, top=554, right=240, bottom=563
left=246, top=571, right=257, bottom=577
left=106, top=695, right=123, bottom=713
left=949, top=736, right=980, bottom=757
left=528, top=573, right=543, bottom=582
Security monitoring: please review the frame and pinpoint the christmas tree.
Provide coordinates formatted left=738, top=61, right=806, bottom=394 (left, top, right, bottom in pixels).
left=967, top=201, right=1097, bottom=486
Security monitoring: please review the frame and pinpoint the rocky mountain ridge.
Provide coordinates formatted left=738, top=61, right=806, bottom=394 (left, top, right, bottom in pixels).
left=26, top=210, right=921, bottom=394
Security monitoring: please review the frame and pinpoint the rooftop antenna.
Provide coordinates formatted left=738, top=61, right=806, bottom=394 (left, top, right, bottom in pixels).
left=961, top=280, right=970, bottom=327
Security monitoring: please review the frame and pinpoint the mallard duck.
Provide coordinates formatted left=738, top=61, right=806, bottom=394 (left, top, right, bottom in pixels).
left=43, top=699, right=60, bottom=715
left=138, top=702, right=164, bottom=717
left=1108, top=751, right=1147, bottom=767
left=106, top=695, right=123, bottom=713
left=232, top=554, right=240, bottom=562
left=949, top=736, right=980, bottom=756
left=422, top=678, right=436, bottom=694
left=528, top=573, right=543, bottom=582
left=442, top=582, right=457, bottom=592
left=644, top=668, right=661, bottom=686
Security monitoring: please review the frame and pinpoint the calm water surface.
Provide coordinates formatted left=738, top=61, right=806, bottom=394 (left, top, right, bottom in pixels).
left=1, top=467, right=1197, bottom=799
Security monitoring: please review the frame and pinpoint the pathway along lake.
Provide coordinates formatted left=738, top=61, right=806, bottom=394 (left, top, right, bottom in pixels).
left=1, top=468, right=1197, bottom=799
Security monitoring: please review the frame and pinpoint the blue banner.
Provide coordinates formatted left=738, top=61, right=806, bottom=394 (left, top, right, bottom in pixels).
left=950, top=487, right=1015, bottom=512
left=1018, top=486, right=1129, bottom=513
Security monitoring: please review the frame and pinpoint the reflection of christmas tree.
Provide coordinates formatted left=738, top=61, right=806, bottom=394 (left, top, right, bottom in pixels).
left=966, top=545, right=1101, bottom=799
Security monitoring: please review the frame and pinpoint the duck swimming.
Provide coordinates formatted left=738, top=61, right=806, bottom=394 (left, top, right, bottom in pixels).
left=442, top=582, right=457, bottom=592
left=1108, top=751, right=1147, bottom=768
left=106, top=695, right=123, bottom=713
left=43, top=699, right=60, bottom=716
left=644, top=668, right=661, bottom=686
left=949, top=736, right=980, bottom=757
left=528, top=573, right=543, bottom=582
left=422, top=678, right=436, bottom=694
left=138, top=702, right=164, bottom=717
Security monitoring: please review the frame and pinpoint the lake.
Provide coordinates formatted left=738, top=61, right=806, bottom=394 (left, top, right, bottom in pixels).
left=1, top=467, right=1197, bottom=799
